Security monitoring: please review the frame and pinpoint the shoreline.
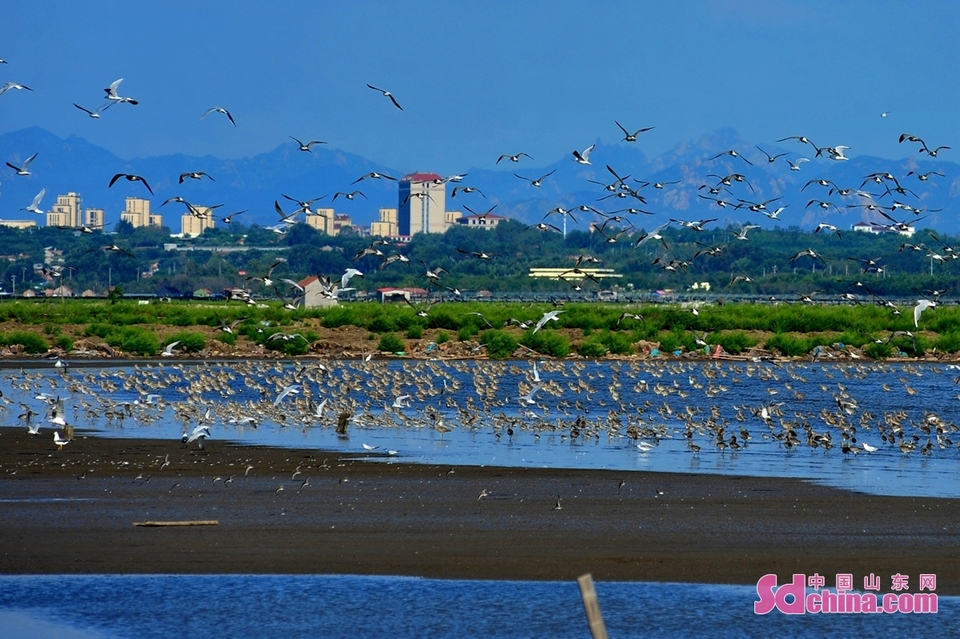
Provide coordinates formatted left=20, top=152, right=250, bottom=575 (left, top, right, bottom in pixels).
left=2, top=428, right=959, bottom=594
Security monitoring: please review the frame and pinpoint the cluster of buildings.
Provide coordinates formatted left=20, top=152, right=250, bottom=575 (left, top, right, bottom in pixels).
left=371, top=172, right=507, bottom=238
left=0, top=172, right=510, bottom=238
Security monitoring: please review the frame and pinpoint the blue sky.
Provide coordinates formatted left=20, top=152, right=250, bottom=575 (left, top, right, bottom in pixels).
left=2, top=1, right=959, bottom=174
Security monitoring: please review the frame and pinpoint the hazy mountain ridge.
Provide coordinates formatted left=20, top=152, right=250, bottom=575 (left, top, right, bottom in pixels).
left=1, top=127, right=957, bottom=234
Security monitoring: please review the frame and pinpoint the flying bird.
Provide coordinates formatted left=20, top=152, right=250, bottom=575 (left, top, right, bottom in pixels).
left=906, top=170, right=944, bottom=181
left=333, top=190, right=367, bottom=201
left=109, top=173, right=153, bottom=195
left=709, top=149, right=753, bottom=165
left=366, top=84, right=403, bottom=110
left=914, top=299, right=936, bottom=328
left=790, top=248, right=827, bottom=264
left=786, top=158, right=809, bottom=171
left=179, top=171, right=214, bottom=183
left=572, top=144, right=595, bottom=165
left=341, top=267, right=364, bottom=289
left=352, top=171, right=397, bottom=184
left=514, top=169, right=556, bottom=187
left=201, top=107, right=236, bottom=126
left=451, top=186, right=485, bottom=198
left=615, top=121, right=654, bottom=142
left=6, top=152, right=38, bottom=176
left=457, top=248, right=497, bottom=260
left=496, top=152, right=532, bottom=164
left=526, top=222, right=562, bottom=233
left=103, top=78, right=138, bottom=106
left=290, top=136, right=326, bottom=151
left=0, top=82, right=32, bottom=100
left=73, top=103, right=104, bottom=119
left=21, top=188, right=45, bottom=214
left=823, top=146, right=850, bottom=161
left=755, top=146, right=787, bottom=163
left=282, top=193, right=326, bottom=214
left=532, top=310, right=564, bottom=334
left=777, top=135, right=820, bottom=154
left=634, top=222, right=671, bottom=249
left=97, top=244, right=137, bottom=258
left=815, top=223, right=842, bottom=238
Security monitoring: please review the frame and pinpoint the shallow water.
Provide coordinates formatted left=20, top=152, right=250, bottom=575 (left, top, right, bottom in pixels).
left=0, top=575, right=954, bottom=638
left=5, top=358, right=960, bottom=497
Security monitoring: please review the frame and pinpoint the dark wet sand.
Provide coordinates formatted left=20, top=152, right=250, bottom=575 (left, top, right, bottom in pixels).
left=2, top=428, right=958, bottom=593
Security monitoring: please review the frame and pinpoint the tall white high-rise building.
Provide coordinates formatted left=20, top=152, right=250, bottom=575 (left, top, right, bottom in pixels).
left=398, top=172, right=447, bottom=236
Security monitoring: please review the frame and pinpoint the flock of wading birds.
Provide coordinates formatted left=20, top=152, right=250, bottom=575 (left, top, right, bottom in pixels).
left=7, top=355, right=960, bottom=492
left=1, top=68, right=956, bottom=307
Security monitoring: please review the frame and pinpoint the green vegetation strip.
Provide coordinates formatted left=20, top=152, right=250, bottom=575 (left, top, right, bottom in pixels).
left=0, top=299, right=952, bottom=360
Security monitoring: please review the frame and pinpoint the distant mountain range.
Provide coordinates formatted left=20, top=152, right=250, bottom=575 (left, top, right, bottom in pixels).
left=1, top=126, right=958, bottom=234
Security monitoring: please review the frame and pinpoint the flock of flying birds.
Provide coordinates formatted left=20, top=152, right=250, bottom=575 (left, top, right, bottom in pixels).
left=1, top=59, right=957, bottom=310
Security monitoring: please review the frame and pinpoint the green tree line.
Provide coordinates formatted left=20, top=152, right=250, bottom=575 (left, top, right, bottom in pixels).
left=0, top=218, right=956, bottom=300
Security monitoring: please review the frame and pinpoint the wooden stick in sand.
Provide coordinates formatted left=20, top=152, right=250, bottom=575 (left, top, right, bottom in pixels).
left=577, top=573, right=608, bottom=639
left=134, top=520, right=219, bottom=527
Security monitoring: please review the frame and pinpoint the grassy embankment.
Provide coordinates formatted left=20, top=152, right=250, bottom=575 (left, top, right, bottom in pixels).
left=0, top=299, right=954, bottom=359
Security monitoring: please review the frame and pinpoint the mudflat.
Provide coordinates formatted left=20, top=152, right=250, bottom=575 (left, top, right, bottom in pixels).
left=1, top=428, right=957, bottom=594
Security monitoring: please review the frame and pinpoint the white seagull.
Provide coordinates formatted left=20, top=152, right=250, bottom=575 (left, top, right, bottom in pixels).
left=161, top=341, right=181, bottom=357
left=274, top=383, right=302, bottom=406
left=103, top=78, right=138, bottom=106
left=184, top=425, right=211, bottom=449
left=572, top=144, right=595, bottom=165
left=366, top=84, right=403, bottom=110
left=532, top=310, right=564, bottom=334
left=21, top=188, right=45, bottom=214
left=341, top=268, right=364, bottom=289
left=312, top=398, right=329, bottom=420
left=786, top=158, right=809, bottom=171
left=54, top=431, right=71, bottom=450
left=914, top=299, right=936, bottom=328
left=519, top=383, right=542, bottom=405
left=74, top=103, right=105, bottom=119
left=6, top=152, right=38, bottom=176
left=0, top=81, right=33, bottom=96
left=290, top=136, right=326, bottom=151
left=201, top=107, right=236, bottom=126
left=825, top=146, right=850, bottom=161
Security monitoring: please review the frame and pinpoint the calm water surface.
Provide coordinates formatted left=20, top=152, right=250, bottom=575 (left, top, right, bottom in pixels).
left=0, top=575, right=956, bottom=639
